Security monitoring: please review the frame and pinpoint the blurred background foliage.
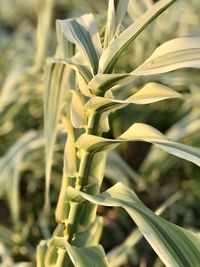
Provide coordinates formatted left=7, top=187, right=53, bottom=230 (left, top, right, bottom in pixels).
left=0, top=0, right=200, bottom=266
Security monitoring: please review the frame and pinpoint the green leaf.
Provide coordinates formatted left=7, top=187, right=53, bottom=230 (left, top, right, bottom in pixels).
left=44, top=61, right=70, bottom=211
left=66, top=242, right=109, bottom=267
left=99, top=0, right=177, bottom=73
left=51, top=56, right=93, bottom=97
left=86, top=82, right=182, bottom=112
left=76, top=123, right=200, bottom=167
left=70, top=90, right=87, bottom=128
left=57, top=14, right=102, bottom=74
left=33, top=0, right=53, bottom=73
left=0, top=131, right=44, bottom=228
left=133, top=37, right=200, bottom=75
left=36, top=240, right=48, bottom=267
left=55, top=20, right=75, bottom=59
left=79, top=183, right=200, bottom=267
left=104, top=0, right=129, bottom=48
left=107, top=191, right=182, bottom=267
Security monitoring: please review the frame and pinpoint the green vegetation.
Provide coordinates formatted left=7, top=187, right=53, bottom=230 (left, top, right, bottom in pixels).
left=1, top=0, right=200, bottom=266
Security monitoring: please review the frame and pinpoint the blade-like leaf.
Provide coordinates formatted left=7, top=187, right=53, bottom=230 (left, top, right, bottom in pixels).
left=76, top=123, right=200, bottom=167
left=51, top=56, right=93, bottom=97
left=44, top=60, right=70, bottom=210
left=0, top=131, right=44, bottom=228
left=79, top=183, right=200, bottom=267
left=66, top=242, right=109, bottom=267
left=57, top=14, right=102, bottom=74
left=107, top=191, right=182, bottom=267
left=133, top=37, right=200, bottom=75
left=36, top=240, right=47, bottom=267
left=70, top=90, right=87, bottom=128
left=99, top=0, right=177, bottom=73
left=86, top=82, right=182, bottom=112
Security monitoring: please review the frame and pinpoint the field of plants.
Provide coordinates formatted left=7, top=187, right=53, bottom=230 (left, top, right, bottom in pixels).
left=0, top=0, right=200, bottom=266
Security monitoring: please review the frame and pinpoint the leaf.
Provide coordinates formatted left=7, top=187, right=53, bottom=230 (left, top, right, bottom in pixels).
left=44, top=60, right=70, bottom=211
left=55, top=20, right=75, bottom=59
left=0, top=131, right=44, bottom=228
left=86, top=82, right=182, bottom=112
left=57, top=14, right=102, bottom=74
left=104, top=0, right=129, bottom=48
left=76, top=123, right=200, bottom=167
left=79, top=183, right=200, bottom=267
left=70, top=90, right=87, bottom=128
left=140, top=111, right=200, bottom=182
left=33, top=0, right=53, bottom=73
left=107, top=191, right=182, bottom=267
left=66, top=242, right=109, bottom=267
left=36, top=240, right=48, bottom=267
left=99, top=0, right=177, bottom=73
left=133, top=37, right=200, bottom=75
left=51, top=56, right=93, bottom=97
left=50, top=217, right=103, bottom=248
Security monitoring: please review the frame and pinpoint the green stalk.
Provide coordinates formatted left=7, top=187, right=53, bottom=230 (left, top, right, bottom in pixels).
left=66, top=111, right=105, bottom=241
left=54, top=109, right=105, bottom=251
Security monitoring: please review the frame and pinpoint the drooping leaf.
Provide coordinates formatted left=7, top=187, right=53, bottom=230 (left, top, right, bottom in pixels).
left=86, top=82, right=182, bottom=112
left=140, top=110, right=200, bottom=182
left=79, top=183, right=200, bottom=267
left=99, top=0, right=177, bottom=73
left=76, top=123, right=200, bottom=167
left=107, top=191, right=182, bottom=267
left=133, top=37, right=200, bottom=75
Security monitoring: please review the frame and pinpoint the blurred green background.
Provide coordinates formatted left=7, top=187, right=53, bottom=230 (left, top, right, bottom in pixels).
left=0, top=0, right=200, bottom=266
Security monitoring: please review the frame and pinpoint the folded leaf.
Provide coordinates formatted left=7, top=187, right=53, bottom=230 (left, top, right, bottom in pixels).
left=86, top=82, right=182, bottom=112
left=107, top=191, right=182, bottom=267
left=76, top=123, right=200, bottom=167
left=133, top=37, right=200, bottom=75
left=80, top=183, right=200, bottom=267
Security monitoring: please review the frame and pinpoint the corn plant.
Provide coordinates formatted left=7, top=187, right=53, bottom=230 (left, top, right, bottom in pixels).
left=38, top=0, right=200, bottom=266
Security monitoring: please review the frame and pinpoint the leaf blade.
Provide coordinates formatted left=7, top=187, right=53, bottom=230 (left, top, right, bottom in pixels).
left=76, top=123, right=200, bottom=167
left=66, top=243, right=109, bottom=267
left=133, top=37, right=200, bottom=75
left=79, top=183, right=200, bottom=267
left=99, top=0, right=177, bottom=73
